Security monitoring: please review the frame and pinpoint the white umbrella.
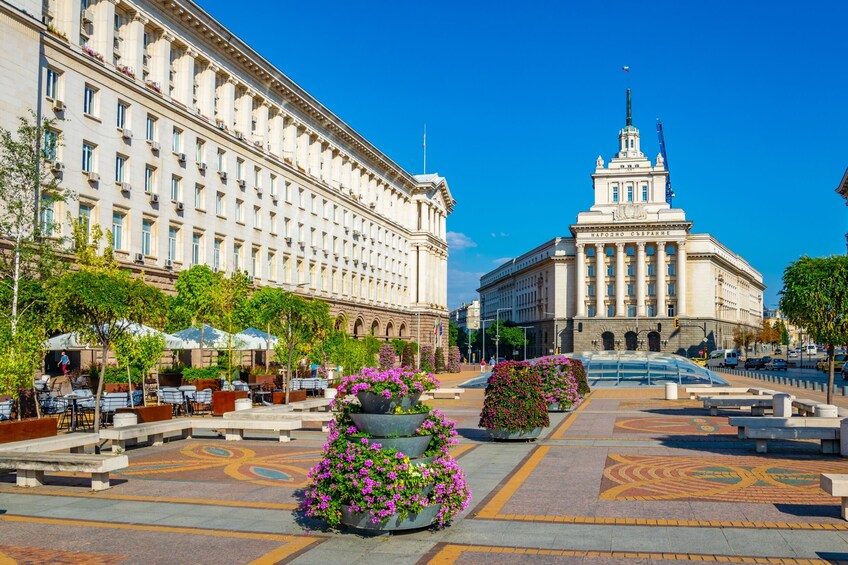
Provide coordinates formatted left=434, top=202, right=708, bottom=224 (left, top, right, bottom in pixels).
left=44, top=323, right=185, bottom=351
left=173, top=324, right=238, bottom=349
left=236, top=327, right=279, bottom=350
left=44, top=331, right=93, bottom=350
left=123, top=322, right=186, bottom=350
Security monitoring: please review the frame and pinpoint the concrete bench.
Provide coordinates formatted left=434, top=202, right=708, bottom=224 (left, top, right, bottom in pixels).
left=423, top=388, right=466, bottom=400
left=289, top=399, right=331, bottom=412
left=747, top=388, right=780, bottom=396
left=702, top=395, right=780, bottom=416
left=224, top=408, right=331, bottom=432
left=746, top=426, right=839, bottom=454
left=821, top=474, right=848, bottom=520
left=190, top=419, right=302, bottom=442
left=685, top=387, right=751, bottom=399
left=99, top=420, right=192, bottom=451
left=0, top=451, right=128, bottom=491
left=728, top=417, right=842, bottom=439
left=0, top=433, right=100, bottom=454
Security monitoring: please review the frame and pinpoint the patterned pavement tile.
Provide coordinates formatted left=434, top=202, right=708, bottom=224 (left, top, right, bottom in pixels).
left=613, top=416, right=737, bottom=436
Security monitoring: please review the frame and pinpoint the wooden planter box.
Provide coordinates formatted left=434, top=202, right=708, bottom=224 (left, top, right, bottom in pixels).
left=184, top=378, right=221, bottom=392
left=285, top=389, right=307, bottom=403
left=105, top=383, right=134, bottom=393
left=0, top=417, right=57, bottom=443
left=212, top=391, right=249, bottom=416
left=271, top=391, right=285, bottom=404
left=158, top=373, right=182, bottom=388
left=116, top=405, right=172, bottom=423
left=247, top=373, right=275, bottom=386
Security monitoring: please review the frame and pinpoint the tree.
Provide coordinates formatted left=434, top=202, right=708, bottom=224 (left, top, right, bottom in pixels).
left=113, top=332, right=166, bottom=407
left=244, top=286, right=288, bottom=373
left=173, top=264, right=217, bottom=365
left=271, top=293, right=331, bottom=402
left=48, top=270, right=167, bottom=431
left=208, top=270, right=251, bottom=382
left=780, top=255, right=848, bottom=403
left=485, top=320, right=527, bottom=359
left=448, top=321, right=458, bottom=347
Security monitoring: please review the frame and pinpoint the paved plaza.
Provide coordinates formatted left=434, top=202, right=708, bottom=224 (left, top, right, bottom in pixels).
left=2, top=371, right=848, bottom=564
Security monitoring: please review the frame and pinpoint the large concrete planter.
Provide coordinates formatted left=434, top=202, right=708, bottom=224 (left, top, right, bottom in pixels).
left=363, top=435, right=432, bottom=458
left=340, top=503, right=441, bottom=531
left=350, top=412, right=428, bottom=437
left=487, top=427, right=542, bottom=441
left=0, top=417, right=57, bottom=443
left=113, top=413, right=138, bottom=428
left=357, top=391, right=421, bottom=414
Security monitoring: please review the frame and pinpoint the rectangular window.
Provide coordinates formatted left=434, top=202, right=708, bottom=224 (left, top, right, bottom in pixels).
left=46, top=68, right=60, bottom=99
left=81, top=143, right=95, bottom=172
left=254, top=166, right=261, bottom=188
left=172, top=128, right=182, bottom=153
left=627, top=284, right=634, bottom=296
left=141, top=220, right=152, bottom=256
left=587, top=265, right=595, bottom=277
left=145, top=115, right=156, bottom=141
left=191, top=233, right=201, bottom=265
left=83, top=85, right=96, bottom=115
left=270, top=174, right=277, bottom=196
left=587, top=304, right=596, bottom=318
left=217, top=149, right=225, bottom=171
left=196, top=139, right=205, bottom=163
left=647, top=304, right=656, bottom=317
left=267, top=251, right=276, bottom=281
left=144, top=166, right=155, bottom=193
left=627, top=264, right=634, bottom=276
left=39, top=195, right=54, bottom=235
left=186, top=184, right=199, bottom=210
left=233, top=243, right=241, bottom=271
left=641, top=184, right=648, bottom=202
left=667, top=283, right=675, bottom=296
left=111, top=212, right=124, bottom=250
left=668, top=263, right=676, bottom=276
left=587, top=284, right=595, bottom=297
left=167, top=226, right=177, bottom=261
left=607, top=304, right=615, bottom=318
left=78, top=204, right=92, bottom=239
left=667, top=303, right=675, bottom=317
left=253, top=206, right=260, bottom=228
left=250, top=248, right=258, bottom=277
left=115, top=155, right=126, bottom=182
left=170, top=175, right=181, bottom=201
left=647, top=283, right=656, bottom=296
left=607, top=284, right=614, bottom=296
left=116, top=102, right=128, bottom=129
left=43, top=130, right=58, bottom=161
left=269, top=212, right=277, bottom=234
left=607, top=264, right=614, bottom=277
left=627, top=304, right=636, bottom=317
left=216, top=193, right=224, bottom=216
left=627, top=184, right=633, bottom=202
left=235, top=200, right=243, bottom=222
left=213, top=239, right=222, bottom=271
left=647, top=263, right=655, bottom=276
left=612, top=185, right=619, bottom=203
left=236, top=158, right=244, bottom=180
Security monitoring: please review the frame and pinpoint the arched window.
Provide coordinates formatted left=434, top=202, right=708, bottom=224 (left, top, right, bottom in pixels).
left=602, top=331, right=615, bottom=351
left=648, top=331, right=661, bottom=352
left=625, top=331, right=637, bottom=351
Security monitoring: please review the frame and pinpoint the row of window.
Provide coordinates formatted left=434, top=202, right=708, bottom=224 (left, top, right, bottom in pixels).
left=585, top=244, right=676, bottom=257
left=611, top=183, right=649, bottom=203
left=587, top=263, right=677, bottom=277
left=586, top=283, right=676, bottom=297
left=586, top=303, right=677, bottom=318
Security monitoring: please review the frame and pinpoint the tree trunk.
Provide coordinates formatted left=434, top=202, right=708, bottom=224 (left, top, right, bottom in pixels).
left=93, top=345, right=107, bottom=434
left=11, top=234, right=20, bottom=336
left=199, top=324, right=205, bottom=368
left=286, top=344, right=294, bottom=405
left=265, top=322, right=271, bottom=373
left=127, top=365, right=134, bottom=408
left=827, top=345, right=835, bottom=405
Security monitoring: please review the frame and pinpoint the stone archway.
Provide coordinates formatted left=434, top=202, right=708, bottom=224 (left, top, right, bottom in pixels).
left=353, top=318, right=365, bottom=338
left=398, top=323, right=407, bottom=339
left=334, top=315, right=347, bottom=333
left=385, top=321, right=394, bottom=340
left=371, top=319, right=380, bottom=337
left=648, top=331, right=661, bottom=352
left=602, top=331, right=615, bottom=351
left=625, top=331, right=637, bottom=351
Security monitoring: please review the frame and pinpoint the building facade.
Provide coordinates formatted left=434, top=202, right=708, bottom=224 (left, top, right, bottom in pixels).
left=0, top=0, right=454, bottom=343
left=478, top=90, right=764, bottom=358
left=449, top=300, right=480, bottom=333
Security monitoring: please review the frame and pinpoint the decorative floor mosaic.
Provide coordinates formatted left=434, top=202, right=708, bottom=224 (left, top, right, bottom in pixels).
left=617, top=399, right=702, bottom=410
left=600, top=453, right=843, bottom=503
left=614, top=416, right=737, bottom=436
left=115, top=442, right=322, bottom=488
left=0, top=545, right=123, bottom=564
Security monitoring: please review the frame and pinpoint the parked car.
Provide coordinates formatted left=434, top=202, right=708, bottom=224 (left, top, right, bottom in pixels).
left=744, top=357, right=763, bottom=369
left=788, top=350, right=799, bottom=358
left=817, top=354, right=848, bottom=372
left=775, top=348, right=782, bottom=355
left=765, top=358, right=787, bottom=371
left=841, top=364, right=848, bottom=380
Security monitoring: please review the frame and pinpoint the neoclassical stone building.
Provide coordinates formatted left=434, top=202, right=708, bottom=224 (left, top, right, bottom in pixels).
left=0, top=0, right=453, bottom=344
left=478, top=91, right=763, bottom=357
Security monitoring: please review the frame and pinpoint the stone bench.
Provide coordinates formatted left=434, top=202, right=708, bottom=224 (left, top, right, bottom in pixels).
left=746, top=426, right=839, bottom=454
left=190, top=418, right=302, bottom=442
left=422, top=388, right=466, bottom=401
left=792, top=399, right=848, bottom=418
left=99, top=420, right=191, bottom=451
left=0, top=433, right=100, bottom=454
left=728, top=417, right=842, bottom=439
left=702, top=395, right=781, bottom=416
left=820, top=474, right=848, bottom=520
left=0, top=451, right=128, bottom=491
left=685, top=387, right=751, bottom=400
left=100, top=418, right=304, bottom=450
left=224, top=407, right=331, bottom=432
left=289, top=399, right=331, bottom=412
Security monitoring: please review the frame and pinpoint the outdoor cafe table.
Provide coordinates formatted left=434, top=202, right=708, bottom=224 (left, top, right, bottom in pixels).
left=62, top=393, right=86, bottom=432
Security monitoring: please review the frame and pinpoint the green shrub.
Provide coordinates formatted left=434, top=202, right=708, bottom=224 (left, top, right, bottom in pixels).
left=181, top=366, right=222, bottom=381
left=102, top=366, right=143, bottom=384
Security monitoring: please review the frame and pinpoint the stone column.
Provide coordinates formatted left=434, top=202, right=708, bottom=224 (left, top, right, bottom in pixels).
left=123, top=13, right=147, bottom=79
left=636, top=242, right=646, bottom=317
left=194, top=63, right=215, bottom=119
left=595, top=244, right=605, bottom=317
left=235, top=88, right=253, bottom=137
left=283, top=117, right=296, bottom=162
left=217, top=76, right=236, bottom=129
left=56, top=0, right=83, bottom=47
left=677, top=240, right=688, bottom=316
left=657, top=242, right=667, bottom=317
left=575, top=244, right=586, bottom=317
left=172, top=48, right=196, bottom=108
left=269, top=111, right=284, bottom=157
left=615, top=243, right=626, bottom=316
left=149, top=31, right=173, bottom=95
left=90, top=0, right=116, bottom=61
left=255, top=101, right=270, bottom=147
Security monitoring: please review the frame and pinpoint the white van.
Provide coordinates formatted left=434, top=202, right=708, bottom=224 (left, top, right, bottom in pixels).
left=706, top=349, right=739, bottom=369
left=805, top=344, right=817, bottom=355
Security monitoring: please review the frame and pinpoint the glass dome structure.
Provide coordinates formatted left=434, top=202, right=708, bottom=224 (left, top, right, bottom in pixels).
left=565, top=351, right=729, bottom=388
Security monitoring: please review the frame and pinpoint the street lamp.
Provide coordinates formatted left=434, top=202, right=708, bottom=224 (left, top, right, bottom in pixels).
left=480, top=318, right=494, bottom=366
left=543, top=311, right=558, bottom=355
left=519, top=326, right=532, bottom=360
left=495, top=308, right=510, bottom=363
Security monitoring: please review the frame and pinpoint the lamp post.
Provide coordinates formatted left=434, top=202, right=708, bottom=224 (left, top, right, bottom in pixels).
left=415, top=310, right=421, bottom=370
left=519, top=326, right=532, bottom=360
left=480, top=318, right=494, bottom=366
left=543, top=311, right=558, bottom=355
left=495, top=308, right=510, bottom=363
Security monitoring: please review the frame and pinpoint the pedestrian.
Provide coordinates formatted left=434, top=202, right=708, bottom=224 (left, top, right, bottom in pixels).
left=489, top=356, right=495, bottom=370
left=480, top=359, right=485, bottom=373
left=59, top=350, right=70, bottom=376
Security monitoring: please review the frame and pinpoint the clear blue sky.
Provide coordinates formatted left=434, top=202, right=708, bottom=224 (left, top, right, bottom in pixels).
left=200, top=0, right=847, bottom=311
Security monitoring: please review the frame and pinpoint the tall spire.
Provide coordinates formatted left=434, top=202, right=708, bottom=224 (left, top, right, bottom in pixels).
left=626, top=88, right=632, bottom=127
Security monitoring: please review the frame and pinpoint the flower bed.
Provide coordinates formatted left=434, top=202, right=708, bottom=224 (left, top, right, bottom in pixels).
left=478, top=360, right=549, bottom=436
left=301, top=367, right=470, bottom=530
left=533, top=356, right=587, bottom=411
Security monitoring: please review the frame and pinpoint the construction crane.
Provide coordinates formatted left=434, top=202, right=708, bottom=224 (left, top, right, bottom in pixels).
left=656, top=120, right=674, bottom=206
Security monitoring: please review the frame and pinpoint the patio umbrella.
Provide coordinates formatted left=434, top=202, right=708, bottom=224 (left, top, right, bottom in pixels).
left=235, top=327, right=279, bottom=350
left=172, top=324, right=237, bottom=349
left=44, top=323, right=184, bottom=350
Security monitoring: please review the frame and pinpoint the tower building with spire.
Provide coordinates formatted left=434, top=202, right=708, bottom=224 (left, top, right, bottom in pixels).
left=478, top=90, right=763, bottom=356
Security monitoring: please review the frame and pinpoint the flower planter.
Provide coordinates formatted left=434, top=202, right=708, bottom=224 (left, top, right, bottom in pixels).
left=356, top=391, right=421, bottom=414
left=547, top=402, right=574, bottom=412
left=340, top=503, right=442, bottom=531
left=212, top=391, right=249, bottom=416
left=487, top=427, right=542, bottom=441
left=410, top=455, right=437, bottom=466
left=0, top=417, right=57, bottom=443
left=350, top=412, right=428, bottom=437
left=363, top=435, right=431, bottom=458
left=248, top=373, right=275, bottom=385
left=271, top=391, right=285, bottom=404
left=284, top=389, right=307, bottom=403
left=116, top=405, right=172, bottom=423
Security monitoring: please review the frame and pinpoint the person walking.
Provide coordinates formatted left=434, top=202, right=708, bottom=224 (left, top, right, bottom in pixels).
left=480, top=359, right=485, bottom=373
left=489, top=356, right=495, bottom=370
left=59, top=351, right=70, bottom=376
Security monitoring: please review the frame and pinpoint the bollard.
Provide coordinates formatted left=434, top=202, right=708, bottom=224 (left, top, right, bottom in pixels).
left=664, top=382, right=678, bottom=400
left=842, top=419, right=848, bottom=457
left=816, top=404, right=839, bottom=418
left=773, top=393, right=792, bottom=418
left=803, top=381, right=808, bottom=389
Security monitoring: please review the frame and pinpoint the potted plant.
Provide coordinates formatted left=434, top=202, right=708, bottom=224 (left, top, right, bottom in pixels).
left=479, top=360, right=549, bottom=440
left=301, top=367, right=471, bottom=531
left=534, top=356, right=586, bottom=412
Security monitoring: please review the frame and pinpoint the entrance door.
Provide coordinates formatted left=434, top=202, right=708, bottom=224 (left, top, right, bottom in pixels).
left=648, top=331, right=661, bottom=352
left=602, top=331, right=615, bottom=351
